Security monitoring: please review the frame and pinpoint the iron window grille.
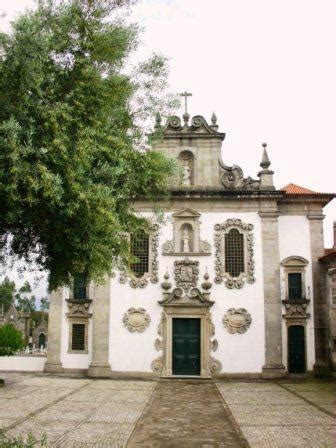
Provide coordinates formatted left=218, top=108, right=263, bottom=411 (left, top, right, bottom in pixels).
left=288, top=273, right=302, bottom=300
left=130, top=231, right=150, bottom=278
left=225, top=229, right=245, bottom=277
left=71, top=323, right=85, bottom=351
left=73, top=273, right=87, bottom=300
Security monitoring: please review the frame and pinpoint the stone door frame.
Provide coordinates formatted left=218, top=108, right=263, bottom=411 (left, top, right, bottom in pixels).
left=286, top=322, right=307, bottom=374
left=161, top=305, right=212, bottom=378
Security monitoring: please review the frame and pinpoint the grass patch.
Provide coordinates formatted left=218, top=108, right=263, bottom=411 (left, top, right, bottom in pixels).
left=0, top=428, right=47, bottom=447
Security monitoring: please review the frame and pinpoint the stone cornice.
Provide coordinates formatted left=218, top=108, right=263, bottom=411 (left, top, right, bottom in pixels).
left=258, top=210, right=279, bottom=219
left=169, top=188, right=284, bottom=199
left=307, top=213, right=325, bottom=221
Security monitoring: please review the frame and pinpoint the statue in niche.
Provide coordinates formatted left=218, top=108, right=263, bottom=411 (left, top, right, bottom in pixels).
left=182, top=161, right=191, bottom=186
left=180, top=224, right=193, bottom=253
left=179, top=151, right=193, bottom=187
left=182, top=228, right=190, bottom=252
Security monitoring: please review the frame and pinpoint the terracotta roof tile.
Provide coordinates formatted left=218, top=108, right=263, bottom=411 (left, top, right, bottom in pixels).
left=319, top=249, right=336, bottom=261
left=280, top=183, right=317, bottom=194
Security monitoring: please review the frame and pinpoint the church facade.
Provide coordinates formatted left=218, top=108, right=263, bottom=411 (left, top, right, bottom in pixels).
left=45, top=111, right=335, bottom=378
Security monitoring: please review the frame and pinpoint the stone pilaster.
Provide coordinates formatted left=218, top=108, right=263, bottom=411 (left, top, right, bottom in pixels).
left=44, top=288, right=63, bottom=373
left=308, top=213, right=330, bottom=376
left=87, top=277, right=111, bottom=377
left=259, top=209, right=286, bottom=378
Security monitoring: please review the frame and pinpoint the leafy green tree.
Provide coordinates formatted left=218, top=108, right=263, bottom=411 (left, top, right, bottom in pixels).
left=0, top=0, right=178, bottom=291
left=14, top=281, right=36, bottom=313
left=16, top=295, right=37, bottom=314
left=0, top=276, right=16, bottom=313
left=0, top=323, right=24, bottom=356
left=40, top=296, right=49, bottom=312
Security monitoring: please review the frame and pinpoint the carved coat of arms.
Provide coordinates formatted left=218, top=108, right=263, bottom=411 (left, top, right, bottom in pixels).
left=174, top=258, right=199, bottom=291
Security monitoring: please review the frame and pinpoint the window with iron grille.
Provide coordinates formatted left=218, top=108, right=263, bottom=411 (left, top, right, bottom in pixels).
left=71, top=324, right=85, bottom=351
left=73, top=273, right=87, bottom=300
left=130, top=231, right=149, bottom=278
left=288, top=273, right=302, bottom=300
left=225, top=229, right=244, bottom=277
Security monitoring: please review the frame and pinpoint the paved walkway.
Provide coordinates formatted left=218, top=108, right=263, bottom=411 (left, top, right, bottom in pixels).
left=0, top=372, right=335, bottom=447
left=216, top=380, right=336, bottom=447
left=127, top=379, right=242, bottom=447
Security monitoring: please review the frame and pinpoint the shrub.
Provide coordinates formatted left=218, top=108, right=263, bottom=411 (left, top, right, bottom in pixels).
left=0, top=428, right=47, bottom=447
left=0, top=324, right=25, bottom=356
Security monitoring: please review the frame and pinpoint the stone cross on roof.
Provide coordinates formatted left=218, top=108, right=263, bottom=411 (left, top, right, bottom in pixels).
left=180, top=91, right=192, bottom=114
left=180, top=91, right=192, bottom=127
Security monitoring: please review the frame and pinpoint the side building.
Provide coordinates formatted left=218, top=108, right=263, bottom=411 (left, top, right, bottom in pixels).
left=319, top=222, right=336, bottom=374
left=45, top=112, right=335, bottom=378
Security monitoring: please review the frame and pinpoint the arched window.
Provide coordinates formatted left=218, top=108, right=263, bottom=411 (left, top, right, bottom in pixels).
left=225, top=229, right=244, bottom=277
left=214, top=219, right=255, bottom=288
left=178, top=150, right=194, bottom=186
left=130, top=231, right=150, bottom=278
left=38, top=333, right=46, bottom=348
left=280, top=256, right=308, bottom=301
left=180, top=223, right=193, bottom=252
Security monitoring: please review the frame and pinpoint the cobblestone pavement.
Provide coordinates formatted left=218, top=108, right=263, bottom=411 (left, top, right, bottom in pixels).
left=0, top=373, right=335, bottom=447
left=216, top=380, right=336, bottom=447
left=0, top=372, right=156, bottom=447
left=127, top=379, right=242, bottom=447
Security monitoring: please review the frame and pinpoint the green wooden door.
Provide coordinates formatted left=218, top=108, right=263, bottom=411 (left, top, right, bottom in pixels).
left=288, top=325, right=305, bottom=374
left=172, top=318, right=200, bottom=375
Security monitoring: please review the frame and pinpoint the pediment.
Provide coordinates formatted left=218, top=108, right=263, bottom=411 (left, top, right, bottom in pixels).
left=281, top=256, right=308, bottom=267
left=190, top=116, right=218, bottom=134
left=172, top=209, right=201, bottom=219
left=159, top=287, right=213, bottom=307
left=163, top=115, right=225, bottom=140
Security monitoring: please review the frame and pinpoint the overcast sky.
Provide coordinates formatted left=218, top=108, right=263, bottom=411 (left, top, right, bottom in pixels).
left=1, top=0, right=335, bottom=298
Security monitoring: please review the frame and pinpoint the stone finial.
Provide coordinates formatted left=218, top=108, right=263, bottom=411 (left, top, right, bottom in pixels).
left=154, top=112, right=162, bottom=130
left=260, top=143, right=271, bottom=169
left=161, top=269, right=172, bottom=291
left=210, top=112, right=218, bottom=131
left=258, top=142, right=275, bottom=190
left=182, top=111, right=190, bottom=128
left=201, top=268, right=212, bottom=291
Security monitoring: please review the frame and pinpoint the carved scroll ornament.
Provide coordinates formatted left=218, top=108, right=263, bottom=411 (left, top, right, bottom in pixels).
left=122, top=308, right=151, bottom=333
left=223, top=308, right=252, bottom=334
left=214, top=219, right=255, bottom=288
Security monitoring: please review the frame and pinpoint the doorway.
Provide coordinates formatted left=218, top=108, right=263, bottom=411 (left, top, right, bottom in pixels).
left=288, top=325, right=306, bottom=374
left=172, top=318, right=200, bottom=375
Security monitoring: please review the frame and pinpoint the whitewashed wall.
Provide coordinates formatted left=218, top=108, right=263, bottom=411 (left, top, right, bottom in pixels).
left=278, top=215, right=315, bottom=371
left=0, top=356, right=46, bottom=372
left=109, top=211, right=265, bottom=374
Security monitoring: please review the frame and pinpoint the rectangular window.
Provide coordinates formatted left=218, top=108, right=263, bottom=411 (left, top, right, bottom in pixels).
left=73, top=273, right=87, bottom=300
left=71, top=324, right=85, bottom=351
left=288, top=273, right=302, bottom=300
left=130, top=231, right=149, bottom=278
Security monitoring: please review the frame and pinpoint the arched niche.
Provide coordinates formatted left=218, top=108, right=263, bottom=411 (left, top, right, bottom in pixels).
left=180, top=222, right=194, bottom=252
left=161, top=209, right=211, bottom=256
left=178, top=150, right=195, bottom=186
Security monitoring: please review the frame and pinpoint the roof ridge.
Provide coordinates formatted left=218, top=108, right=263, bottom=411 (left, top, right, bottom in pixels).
left=281, top=183, right=317, bottom=194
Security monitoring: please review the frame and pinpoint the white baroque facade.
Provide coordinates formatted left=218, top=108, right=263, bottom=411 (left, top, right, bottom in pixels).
left=45, top=113, right=335, bottom=378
